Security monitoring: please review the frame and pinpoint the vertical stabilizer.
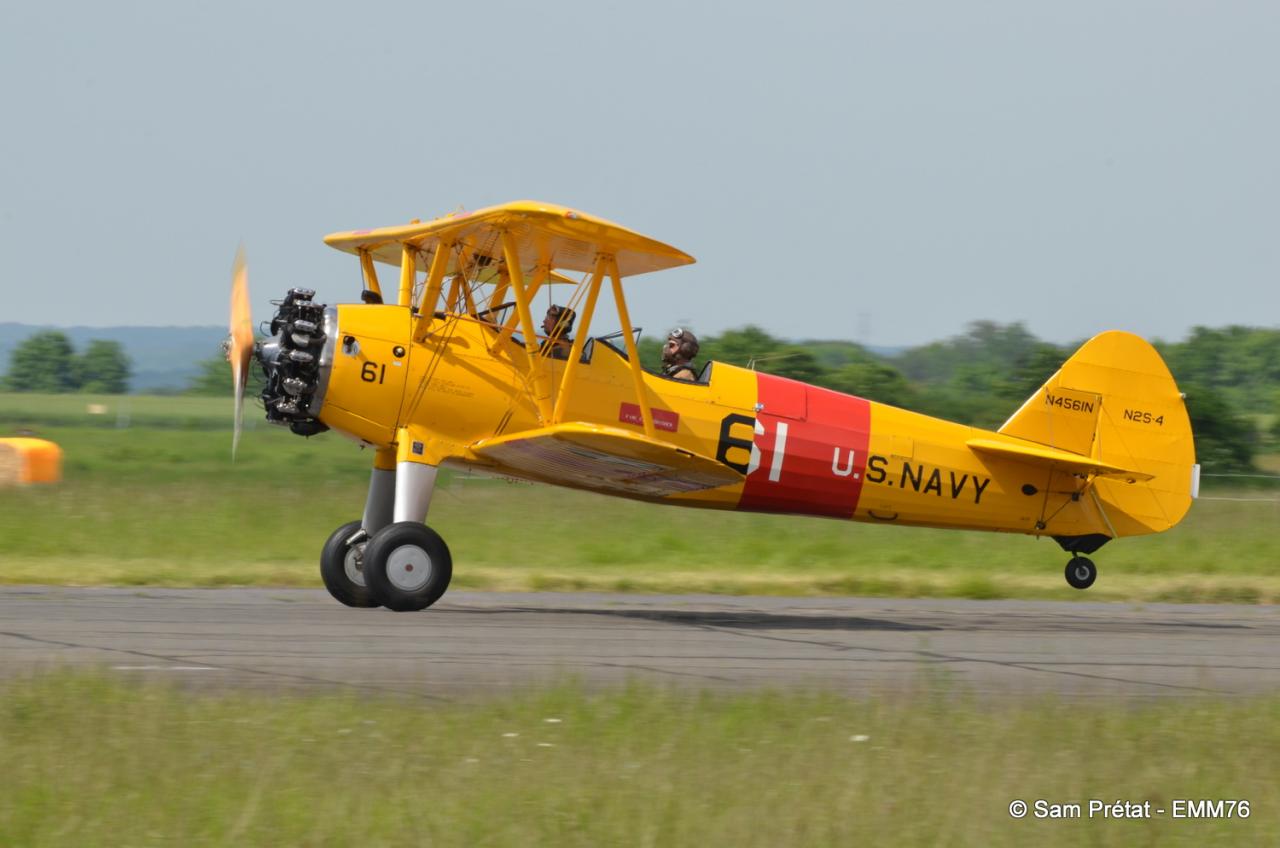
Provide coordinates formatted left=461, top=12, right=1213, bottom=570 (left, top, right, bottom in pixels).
left=999, top=331, right=1196, bottom=538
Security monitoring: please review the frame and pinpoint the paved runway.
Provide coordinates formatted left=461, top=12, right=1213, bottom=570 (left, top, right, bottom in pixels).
left=2, top=587, right=1278, bottom=699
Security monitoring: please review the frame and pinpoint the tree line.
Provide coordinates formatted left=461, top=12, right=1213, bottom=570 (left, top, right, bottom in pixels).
left=7, top=323, right=1276, bottom=472
left=634, top=321, right=1277, bottom=474
left=2, top=331, right=132, bottom=394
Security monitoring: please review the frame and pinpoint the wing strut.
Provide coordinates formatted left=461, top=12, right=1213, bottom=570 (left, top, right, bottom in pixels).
left=397, top=244, right=417, bottom=307
left=552, top=255, right=607, bottom=423
left=358, top=250, right=383, bottom=301
left=486, top=261, right=511, bottom=313
left=609, top=256, right=654, bottom=437
left=502, top=230, right=554, bottom=422
left=491, top=262, right=547, bottom=348
left=412, top=242, right=453, bottom=342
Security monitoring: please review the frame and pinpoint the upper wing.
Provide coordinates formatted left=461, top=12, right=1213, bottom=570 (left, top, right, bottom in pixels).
left=324, top=200, right=694, bottom=279
left=470, top=422, right=741, bottom=498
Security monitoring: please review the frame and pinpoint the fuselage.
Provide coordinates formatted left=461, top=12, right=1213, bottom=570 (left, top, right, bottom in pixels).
left=292, top=304, right=1108, bottom=541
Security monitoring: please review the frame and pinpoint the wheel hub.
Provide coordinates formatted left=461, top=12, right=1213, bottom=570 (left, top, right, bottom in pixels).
left=343, top=544, right=367, bottom=588
left=386, top=544, right=433, bottom=592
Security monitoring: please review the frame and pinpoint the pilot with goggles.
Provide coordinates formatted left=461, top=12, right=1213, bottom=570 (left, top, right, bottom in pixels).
left=661, top=328, right=700, bottom=381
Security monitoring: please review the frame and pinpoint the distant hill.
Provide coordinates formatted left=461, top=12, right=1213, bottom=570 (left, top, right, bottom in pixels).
left=0, top=323, right=227, bottom=393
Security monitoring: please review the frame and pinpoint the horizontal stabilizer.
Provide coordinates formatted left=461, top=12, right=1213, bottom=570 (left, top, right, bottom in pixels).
left=471, top=423, right=742, bottom=497
left=966, top=438, right=1154, bottom=482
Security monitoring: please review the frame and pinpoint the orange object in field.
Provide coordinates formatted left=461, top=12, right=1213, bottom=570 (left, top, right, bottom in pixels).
left=0, top=438, right=63, bottom=485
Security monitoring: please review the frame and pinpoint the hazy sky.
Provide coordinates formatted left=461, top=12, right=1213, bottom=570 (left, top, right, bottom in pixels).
left=2, top=1, right=1276, bottom=347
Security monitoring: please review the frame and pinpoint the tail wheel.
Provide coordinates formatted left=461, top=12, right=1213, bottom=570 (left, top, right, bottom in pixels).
left=363, top=521, right=453, bottom=612
left=1065, top=556, right=1098, bottom=590
left=320, top=520, right=379, bottom=608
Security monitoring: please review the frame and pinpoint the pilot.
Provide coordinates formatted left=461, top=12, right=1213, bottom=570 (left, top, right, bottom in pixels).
left=662, top=328, right=700, bottom=381
left=540, top=304, right=576, bottom=360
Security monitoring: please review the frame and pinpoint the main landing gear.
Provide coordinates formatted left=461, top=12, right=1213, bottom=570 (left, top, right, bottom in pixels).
left=1064, top=556, right=1097, bottom=590
left=319, top=458, right=453, bottom=611
left=362, top=522, right=453, bottom=612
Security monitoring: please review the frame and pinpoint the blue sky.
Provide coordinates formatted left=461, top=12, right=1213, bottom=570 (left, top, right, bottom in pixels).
left=2, top=0, right=1276, bottom=346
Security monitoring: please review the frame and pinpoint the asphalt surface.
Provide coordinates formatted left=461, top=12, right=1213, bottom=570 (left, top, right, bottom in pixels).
left=2, top=587, right=1278, bottom=699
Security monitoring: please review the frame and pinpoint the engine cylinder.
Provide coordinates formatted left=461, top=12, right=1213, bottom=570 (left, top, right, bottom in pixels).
left=256, top=289, right=334, bottom=436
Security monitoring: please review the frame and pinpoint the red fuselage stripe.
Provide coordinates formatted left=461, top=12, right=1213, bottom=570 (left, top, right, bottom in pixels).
left=738, top=374, right=872, bottom=518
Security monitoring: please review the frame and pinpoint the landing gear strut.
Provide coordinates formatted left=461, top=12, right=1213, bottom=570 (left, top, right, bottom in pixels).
left=1064, top=556, right=1097, bottom=590
left=330, top=457, right=453, bottom=611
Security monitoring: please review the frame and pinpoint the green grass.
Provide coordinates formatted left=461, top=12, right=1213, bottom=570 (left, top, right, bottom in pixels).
left=3, top=398, right=1276, bottom=844
left=1, top=395, right=1278, bottom=602
left=0, top=392, right=234, bottom=429
left=1, top=673, right=1276, bottom=847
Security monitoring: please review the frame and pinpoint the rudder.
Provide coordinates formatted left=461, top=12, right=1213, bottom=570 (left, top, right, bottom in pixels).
left=1000, top=331, right=1196, bottom=539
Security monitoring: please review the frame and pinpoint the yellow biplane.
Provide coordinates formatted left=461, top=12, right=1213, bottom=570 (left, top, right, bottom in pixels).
left=228, top=201, right=1198, bottom=611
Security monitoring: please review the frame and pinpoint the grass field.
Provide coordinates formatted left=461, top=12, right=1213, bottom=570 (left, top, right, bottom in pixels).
left=3, top=398, right=1277, bottom=846
left=0, top=392, right=237, bottom=429
left=1, top=394, right=1277, bottom=602
left=2, top=673, right=1276, bottom=847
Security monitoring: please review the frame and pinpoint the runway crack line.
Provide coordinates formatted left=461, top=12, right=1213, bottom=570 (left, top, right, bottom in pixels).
left=692, top=626, right=1228, bottom=695
left=0, top=630, right=451, bottom=702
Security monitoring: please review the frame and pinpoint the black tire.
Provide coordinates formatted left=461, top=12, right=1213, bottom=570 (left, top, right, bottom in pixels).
left=1064, top=556, right=1097, bottom=590
left=362, top=521, right=453, bottom=612
left=320, top=520, right=379, bottom=608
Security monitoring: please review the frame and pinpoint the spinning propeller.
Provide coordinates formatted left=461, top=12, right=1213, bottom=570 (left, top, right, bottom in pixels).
left=228, top=246, right=254, bottom=460
left=227, top=247, right=331, bottom=451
